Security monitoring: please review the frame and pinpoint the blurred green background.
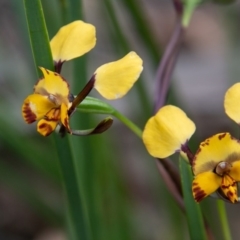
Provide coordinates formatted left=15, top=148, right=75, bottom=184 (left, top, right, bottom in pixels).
left=1, top=0, right=240, bottom=239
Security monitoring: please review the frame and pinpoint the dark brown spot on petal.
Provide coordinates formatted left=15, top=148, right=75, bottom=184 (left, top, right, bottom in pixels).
left=22, top=102, right=37, bottom=123
left=193, top=186, right=206, bottom=202
left=218, top=133, right=226, bottom=140
left=45, top=69, right=49, bottom=74
left=38, top=123, right=53, bottom=136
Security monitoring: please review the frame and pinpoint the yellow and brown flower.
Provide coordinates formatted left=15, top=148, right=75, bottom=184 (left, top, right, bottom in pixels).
left=192, top=133, right=240, bottom=203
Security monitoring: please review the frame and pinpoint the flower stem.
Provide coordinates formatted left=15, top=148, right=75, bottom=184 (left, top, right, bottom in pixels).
left=112, top=110, right=142, bottom=138
left=217, top=200, right=232, bottom=240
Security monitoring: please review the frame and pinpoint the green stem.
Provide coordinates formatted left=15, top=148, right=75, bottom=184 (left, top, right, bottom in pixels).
left=113, top=110, right=142, bottom=138
left=77, top=97, right=143, bottom=139
left=217, top=200, right=232, bottom=240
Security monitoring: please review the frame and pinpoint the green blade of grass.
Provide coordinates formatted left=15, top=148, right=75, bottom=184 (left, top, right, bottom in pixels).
left=179, top=156, right=207, bottom=240
left=23, top=0, right=90, bottom=239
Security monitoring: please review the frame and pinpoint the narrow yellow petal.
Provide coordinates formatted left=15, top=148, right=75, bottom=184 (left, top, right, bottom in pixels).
left=94, top=52, right=143, bottom=99
left=22, top=94, right=56, bottom=123
left=142, top=105, right=196, bottom=158
left=192, top=172, right=221, bottom=202
left=193, top=133, right=240, bottom=175
left=60, top=103, right=71, bottom=133
left=224, top=83, right=240, bottom=124
left=35, top=67, right=69, bottom=102
left=230, top=161, right=240, bottom=181
left=221, top=175, right=238, bottom=203
left=37, top=119, right=58, bottom=136
left=50, top=20, right=96, bottom=62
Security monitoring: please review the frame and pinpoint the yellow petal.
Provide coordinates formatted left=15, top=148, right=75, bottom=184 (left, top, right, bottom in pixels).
left=230, top=161, right=240, bottom=181
left=192, top=172, right=221, bottom=202
left=60, top=103, right=71, bottom=133
left=37, top=119, right=58, bottom=136
left=224, top=83, right=240, bottom=124
left=193, top=133, right=240, bottom=175
left=35, top=67, right=69, bottom=102
left=50, top=20, right=96, bottom=62
left=142, top=105, right=196, bottom=158
left=94, top=52, right=143, bottom=99
left=45, top=108, right=61, bottom=121
left=221, top=175, right=238, bottom=203
left=22, top=94, right=56, bottom=123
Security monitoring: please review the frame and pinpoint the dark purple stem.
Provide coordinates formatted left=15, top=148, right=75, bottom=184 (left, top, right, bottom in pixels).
left=156, top=159, right=184, bottom=211
left=154, top=19, right=184, bottom=111
left=68, top=75, right=95, bottom=116
left=173, top=0, right=184, bottom=16
left=152, top=0, right=185, bottom=209
left=54, top=60, right=65, bottom=73
left=181, top=144, right=194, bottom=165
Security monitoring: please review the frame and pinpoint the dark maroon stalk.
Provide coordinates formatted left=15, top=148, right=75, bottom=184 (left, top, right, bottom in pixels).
left=156, top=159, right=184, bottom=211
left=54, top=60, right=64, bottom=73
left=152, top=0, right=185, bottom=211
left=173, top=0, right=184, bottom=16
left=68, top=75, right=95, bottom=116
left=181, top=144, right=194, bottom=165
left=154, top=20, right=184, bottom=111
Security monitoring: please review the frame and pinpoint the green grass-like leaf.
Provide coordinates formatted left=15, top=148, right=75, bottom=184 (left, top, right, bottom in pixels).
left=23, top=1, right=90, bottom=239
left=179, top=156, right=207, bottom=240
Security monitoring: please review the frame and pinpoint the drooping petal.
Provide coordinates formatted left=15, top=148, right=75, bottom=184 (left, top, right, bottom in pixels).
left=220, top=175, right=238, bottom=203
left=34, top=67, right=70, bottom=102
left=37, top=119, right=58, bottom=136
left=192, top=172, right=222, bottom=202
left=142, top=105, right=196, bottom=159
left=22, top=94, right=56, bottom=123
left=50, top=20, right=96, bottom=62
left=229, top=161, right=240, bottom=181
left=60, top=103, right=71, bottom=133
left=193, top=133, right=240, bottom=175
left=224, top=83, right=240, bottom=124
left=94, top=52, right=143, bottom=100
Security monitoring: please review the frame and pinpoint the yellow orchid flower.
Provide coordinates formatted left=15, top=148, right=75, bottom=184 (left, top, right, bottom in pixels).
left=142, top=105, right=196, bottom=159
left=192, top=133, right=240, bottom=203
left=22, top=67, right=72, bottom=136
left=22, top=20, right=143, bottom=136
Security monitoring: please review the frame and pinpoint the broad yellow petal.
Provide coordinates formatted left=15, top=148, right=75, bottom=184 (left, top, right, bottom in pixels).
left=37, top=119, right=58, bottom=136
left=94, top=52, right=143, bottom=99
left=35, top=67, right=69, bottom=102
left=224, top=83, right=240, bottom=124
left=193, top=133, right=240, bottom=175
left=60, top=103, right=71, bottom=133
left=230, top=161, right=240, bottom=181
left=50, top=20, right=96, bottom=62
left=142, top=105, right=196, bottom=158
left=192, top=172, right=221, bottom=202
left=22, top=94, right=55, bottom=123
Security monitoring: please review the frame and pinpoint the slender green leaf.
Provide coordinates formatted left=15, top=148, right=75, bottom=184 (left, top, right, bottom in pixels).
left=24, top=1, right=90, bottom=239
left=179, top=156, right=207, bottom=240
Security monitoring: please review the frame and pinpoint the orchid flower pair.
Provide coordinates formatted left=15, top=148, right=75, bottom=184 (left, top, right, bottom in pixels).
left=22, top=21, right=143, bottom=136
left=143, top=84, right=240, bottom=203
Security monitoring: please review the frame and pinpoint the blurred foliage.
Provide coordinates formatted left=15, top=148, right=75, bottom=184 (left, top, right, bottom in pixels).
left=0, top=0, right=240, bottom=239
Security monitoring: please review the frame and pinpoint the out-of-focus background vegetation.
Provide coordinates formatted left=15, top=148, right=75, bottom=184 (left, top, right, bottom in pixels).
left=1, top=0, right=240, bottom=239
